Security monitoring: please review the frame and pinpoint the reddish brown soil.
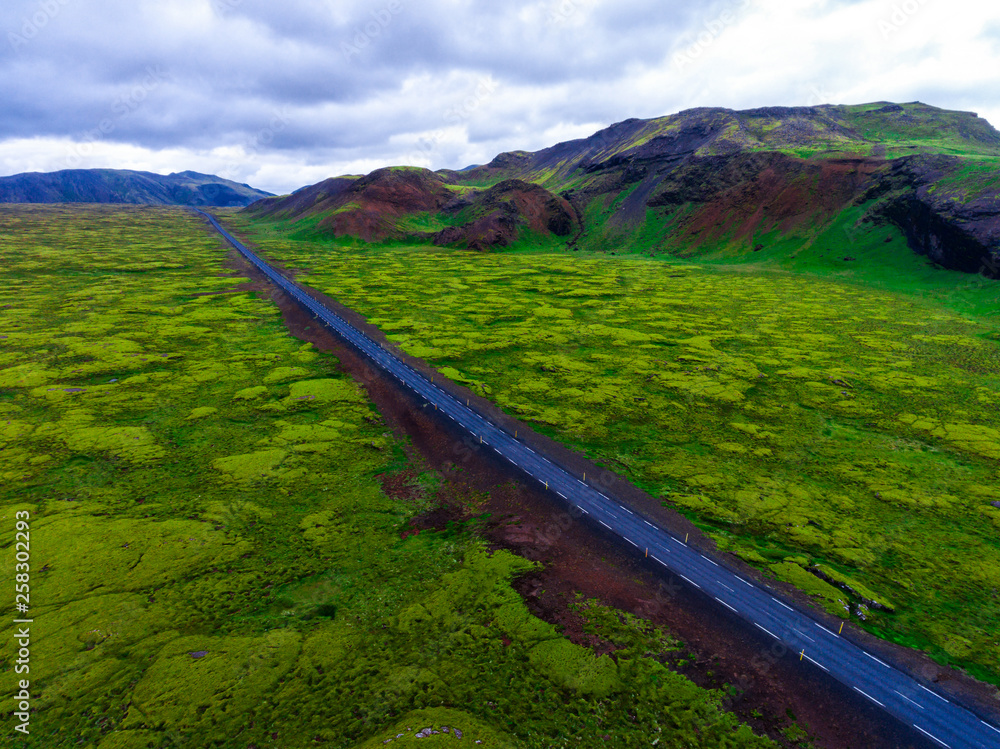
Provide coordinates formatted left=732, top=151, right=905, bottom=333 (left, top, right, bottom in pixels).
left=651, top=154, right=887, bottom=246
left=212, top=219, right=1000, bottom=749
left=245, top=169, right=574, bottom=250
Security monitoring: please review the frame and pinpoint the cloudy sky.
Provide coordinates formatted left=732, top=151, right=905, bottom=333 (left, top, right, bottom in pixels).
left=1, top=0, right=998, bottom=194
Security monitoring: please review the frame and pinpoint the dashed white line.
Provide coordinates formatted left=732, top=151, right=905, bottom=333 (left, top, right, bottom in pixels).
left=791, top=628, right=815, bottom=643
left=651, top=554, right=667, bottom=566
left=735, top=576, right=753, bottom=588
left=772, top=597, right=793, bottom=612
left=580, top=508, right=589, bottom=515
left=814, top=623, right=837, bottom=637
left=625, top=538, right=639, bottom=548
left=715, top=597, right=738, bottom=613
left=644, top=520, right=656, bottom=528
left=556, top=492, right=567, bottom=499
left=913, top=725, right=950, bottom=748
left=803, top=654, right=828, bottom=672
left=701, top=554, right=719, bottom=567
left=982, top=720, right=1000, bottom=735
left=894, top=691, right=924, bottom=710
left=918, top=684, right=949, bottom=704
left=753, top=623, right=778, bottom=639
left=715, top=580, right=735, bottom=593
left=679, top=574, right=701, bottom=589
left=599, top=520, right=612, bottom=530
left=864, top=652, right=890, bottom=669
left=621, top=507, right=634, bottom=515
left=853, top=686, right=885, bottom=708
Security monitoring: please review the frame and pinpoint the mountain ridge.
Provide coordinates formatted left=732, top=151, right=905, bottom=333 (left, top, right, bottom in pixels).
left=244, top=102, right=1000, bottom=275
left=0, top=168, right=272, bottom=207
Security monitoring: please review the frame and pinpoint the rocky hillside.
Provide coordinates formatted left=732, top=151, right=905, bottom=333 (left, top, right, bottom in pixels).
left=0, top=169, right=272, bottom=207
left=245, top=102, right=1000, bottom=272
left=442, top=102, right=1000, bottom=275
left=245, top=167, right=577, bottom=250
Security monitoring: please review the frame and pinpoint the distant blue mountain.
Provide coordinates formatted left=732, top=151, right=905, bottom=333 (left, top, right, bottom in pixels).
left=0, top=168, right=273, bottom=207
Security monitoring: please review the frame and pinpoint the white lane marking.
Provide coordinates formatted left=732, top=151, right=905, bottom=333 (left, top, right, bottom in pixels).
left=625, top=538, right=639, bottom=548
left=814, top=623, right=837, bottom=637
left=716, top=581, right=735, bottom=593
left=853, top=686, right=885, bottom=708
left=754, top=623, right=777, bottom=639
left=772, top=597, right=793, bottom=612
left=651, top=555, right=667, bottom=566
left=913, top=725, right=950, bottom=748
left=701, top=554, right=719, bottom=567
left=679, top=574, right=701, bottom=589
left=982, top=720, right=1000, bottom=735
left=893, top=691, right=924, bottom=710
left=791, top=628, right=815, bottom=643
left=864, top=652, right=890, bottom=669
left=621, top=507, right=634, bottom=515
left=556, top=492, right=567, bottom=499
left=599, top=521, right=612, bottom=530
left=803, top=654, right=829, bottom=672
left=918, top=684, right=948, bottom=704
left=735, top=576, right=753, bottom=588
left=715, top=597, right=738, bottom=613
left=606, top=512, right=618, bottom=520
left=580, top=508, right=589, bottom=515
left=644, top=520, right=656, bottom=528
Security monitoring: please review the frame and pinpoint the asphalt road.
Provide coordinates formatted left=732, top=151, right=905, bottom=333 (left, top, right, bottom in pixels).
left=197, top=209, right=1000, bottom=749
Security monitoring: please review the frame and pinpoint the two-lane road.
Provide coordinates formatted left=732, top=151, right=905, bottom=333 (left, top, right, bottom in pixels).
left=197, top=209, right=1000, bottom=749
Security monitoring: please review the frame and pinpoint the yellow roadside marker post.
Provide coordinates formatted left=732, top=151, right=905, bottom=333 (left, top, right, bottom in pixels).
left=800, top=650, right=805, bottom=661
left=545, top=481, right=548, bottom=490
left=685, top=533, right=689, bottom=544
left=645, top=548, right=648, bottom=558
left=583, top=472, right=586, bottom=481
left=839, top=622, right=844, bottom=634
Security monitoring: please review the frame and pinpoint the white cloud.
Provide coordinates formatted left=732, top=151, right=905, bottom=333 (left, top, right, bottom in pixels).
left=1, top=0, right=998, bottom=193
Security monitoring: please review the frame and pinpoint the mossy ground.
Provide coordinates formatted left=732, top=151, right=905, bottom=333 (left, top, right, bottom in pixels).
left=228, top=208, right=1000, bottom=687
left=0, top=206, right=775, bottom=748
